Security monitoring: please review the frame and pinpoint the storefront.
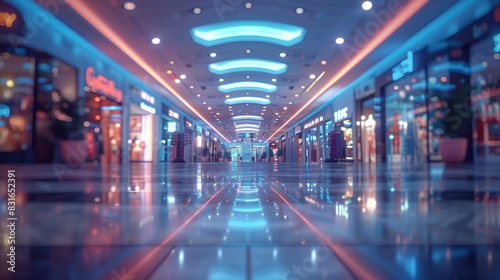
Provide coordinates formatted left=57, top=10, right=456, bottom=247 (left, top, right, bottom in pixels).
left=332, top=105, right=353, bottom=161
left=161, top=105, right=180, bottom=162
left=303, top=109, right=332, bottom=162
left=128, top=86, right=158, bottom=162
left=84, top=66, right=124, bottom=164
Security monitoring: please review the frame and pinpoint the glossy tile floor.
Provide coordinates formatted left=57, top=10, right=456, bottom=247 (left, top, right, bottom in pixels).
left=0, top=162, right=499, bottom=280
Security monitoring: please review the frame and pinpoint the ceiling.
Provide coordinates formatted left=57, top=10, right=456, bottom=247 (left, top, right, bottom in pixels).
left=36, top=0, right=462, bottom=143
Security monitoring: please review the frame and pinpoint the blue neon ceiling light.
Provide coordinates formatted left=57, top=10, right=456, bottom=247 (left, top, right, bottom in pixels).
left=225, top=97, right=270, bottom=105
left=232, top=115, right=263, bottom=121
left=219, top=82, right=277, bottom=93
left=235, top=124, right=260, bottom=129
left=235, top=128, right=260, bottom=132
left=190, top=20, right=306, bottom=47
left=209, top=59, right=287, bottom=75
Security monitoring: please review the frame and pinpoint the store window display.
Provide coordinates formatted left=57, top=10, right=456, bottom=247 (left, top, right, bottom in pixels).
left=384, top=70, right=428, bottom=163
left=471, top=32, right=500, bottom=162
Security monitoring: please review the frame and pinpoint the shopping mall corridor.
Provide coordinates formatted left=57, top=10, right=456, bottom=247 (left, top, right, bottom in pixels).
left=1, top=162, right=500, bottom=280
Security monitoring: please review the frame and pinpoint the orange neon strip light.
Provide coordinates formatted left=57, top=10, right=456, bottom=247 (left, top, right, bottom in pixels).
left=266, top=0, right=429, bottom=141
left=127, top=185, right=227, bottom=276
left=270, top=186, right=381, bottom=280
left=66, top=1, right=230, bottom=143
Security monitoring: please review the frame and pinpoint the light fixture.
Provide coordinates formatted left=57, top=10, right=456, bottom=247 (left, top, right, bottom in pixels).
left=225, top=95, right=230, bottom=98
left=246, top=49, right=251, bottom=53
left=196, top=94, right=201, bottom=97
left=235, top=128, right=260, bottom=132
left=219, top=78, right=224, bottom=82
left=235, top=124, right=260, bottom=129
left=265, top=95, right=270, bottom=98
left=218, top=82, right=277, bottom=93
left=245, top=3, right=252, bottom=8
left=174, top=79, right=180, bottom=83
left=246, top=75, right=250, bottom=79
left=191, top=20, right=306, bottom=47
left=193, top=7, right=202, bottom=14
left=309, top=74, right=316, bottom=79
left=209, top=59, right=287, bottom=75
left=208, top=107, right=212, bottom=110
left=335, top=37, right=344, bottom=45
left=279, top=52, right=286, bottom=57
left=321, top=60, right=327, bottom=65
left=124, top=2, right=135, bottom=11
left=225, top=97, right=270, bottom=105
left=151, top=37, right=161, bottom=44
left=362, top=1, right=373, bottom=11
left=210, top=52, right=217, bottom=57
left=283, top=107, right=287, bottom=110
left=295, top=94, right=299, bottom=97
left=232, top=115, right=264, bottom=121
left=190, top=85, right=195, bottom=89
left=169, top=60, right=175, bottom=65
left=272, top=78, right=277, bottom=82
left=295, top=7, right=304, bottom=14
left=180, top=74, right=186, bottom=79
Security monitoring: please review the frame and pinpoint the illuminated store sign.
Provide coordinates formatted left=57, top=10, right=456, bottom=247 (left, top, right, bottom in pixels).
left=168, top=109, right=179, bottom=119
left=494, top=33, right=500, bottom=52
left=141, top=91, right=155, bottom=104
left=140, top=102, right=156, bottom=114
left=334, top=107, right=349, bottom=122
left=392, top=51, right=413, bottom=81
left=85, top=67, right=123, bottom=102
left=0, top=104, right=10, bottom=117
left=0, top=2, right=24, bottom=36
left=304, top=115, right=323, bottom=129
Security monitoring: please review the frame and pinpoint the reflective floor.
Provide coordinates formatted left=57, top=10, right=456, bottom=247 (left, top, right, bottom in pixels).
left=0, top=162, right=499, bottom=280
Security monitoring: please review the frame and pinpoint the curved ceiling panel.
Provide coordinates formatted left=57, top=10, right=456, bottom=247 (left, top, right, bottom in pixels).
left=208, top=59, right=287, bottom=75
left=190, top=20, right=306, bottom=47
left=224, top=97, right=270, bottom=105
left=219, top=82, right=277, bottom=93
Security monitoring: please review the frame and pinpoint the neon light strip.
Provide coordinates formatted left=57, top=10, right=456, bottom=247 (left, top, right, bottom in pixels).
left=232, top=115, right=264, bottom=121
left=235, top=124, right=260, bottom=129
left=225, top=96, right=270, bottom=105
left=270, top=186, right=382, bottom=280
left=235, top=128, right=260, bottom=132
left=66, top=1, right=230, bottom=143
left=219, top=82, right=277, bottom=93
left=306, top=70, right=326, bottom=92
left=266, top=0, right=429, bottom=141
left=191, top=20, right=306, bottom=47
left=209, top=59, right=287, bottom=75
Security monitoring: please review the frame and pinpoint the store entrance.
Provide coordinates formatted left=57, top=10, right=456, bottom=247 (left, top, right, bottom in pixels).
left=85, top=93, right=122, bottom=164
left=129, top=104, right=154, bottom=162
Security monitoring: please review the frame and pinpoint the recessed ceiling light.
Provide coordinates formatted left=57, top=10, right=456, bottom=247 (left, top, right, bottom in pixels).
left=210, top=52, right=217, bottom=57
left=272, top=78, right=277, bottom=82
left=295, top=7, right=304, bottom=14
left=229, top=106, right=232, bottom=108
left=321, top=60, right=327, bottom=65
left=246, top=49, right=251, bottom=53
left=245, top=3, right=252, bottom=9
left=295, top=94, right=299, bottom=97
left=151, top=37, right=161, bottom=44
left=208, top=107, right=212, bottom=110
left=265, top=95, right=270, bottom=98
left=193, top=7, right=202, bottom=14
left=300, top=85, right=305, bottom=89
left=226, top=95, right=230, bottom=98
left=203, top=101, right=207, bottom=104
left=216, top=112, right=220, bottom=115
left=124, top=2, right=135, bottom=11
left=275, top=112, right=279, bottom=115
left=246, top=75, right=250, bottom=79
left=335, top=37, right=344, bottom=45
left=174, top=79, right=180, bottom=83
left=196, top=94, right=201, bottom=97
left=289, top=101, right=292, bottom=104
left=362, top=1, right=373, bottom=11
left=284, top=107, right=287, bottom=110
left=309, top=74, right=316, bottom=79
left=246, top=92, right=250, bottom=95
left=169, top=60, right=175, bottom=65
left=180, top=74, right=186, bottom=79
left=279, top=52, right=286, bottom=58
left=190, top=85, right=195, bottom=89
left=219, top=78, right=224, bottom=82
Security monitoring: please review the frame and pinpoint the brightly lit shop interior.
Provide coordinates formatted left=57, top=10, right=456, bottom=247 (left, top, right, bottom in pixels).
left=470, top=31, right=500, bottom=163
left=85, top=92, right=122, bottom=164
left=129, top=104, right=154, bottom=162
left=384, top=70, right=428, bottom=163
